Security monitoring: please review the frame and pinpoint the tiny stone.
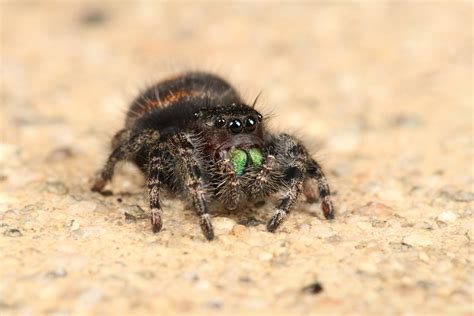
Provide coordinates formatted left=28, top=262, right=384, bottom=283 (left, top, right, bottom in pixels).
left=419, top=252, right=430, bottom=263
left=206, top=299, right=223, bottom=309
left=121, top=204, right=147, bottom=221
left=46, top=267, right=67, bottom=279
left=357, top=221, right=372, bottom=231
left=439, top=190, right=474, bottom=202
left=358, top=262, right=378, bottom=274
left=69, top=220, right=80, bottom=231
left=238, top=217, right=262, bottom=227
left=389, top=114, right=420, bottom=128
left=46, top=146, right=74, bottom=162
left=213, top=217, right=235, bottom=231
left=80, top=7, right=107, bottom=25
left=302, top=282, right=324, bottom=295
left=464, top=229, right=473, bottom=241
left=3, top=228, right=22, bottom=237
left=355, top=202, right=394, bottom=218
left=230, top=224, right=247, bottom=236
left=44, top=181, right=69, bottom=195
left=258, top=252, right=273, bottom=261
left=313, top=224, right=334, bottom=238
left=75, top=288, right=103, bottom=308
left=325, top=234, right=343, bottom=243
left=195, top=280, right=211, bottom=290
left=402, top=231, right=433, bottom=247
left=436, top=211, right=458, bottom=224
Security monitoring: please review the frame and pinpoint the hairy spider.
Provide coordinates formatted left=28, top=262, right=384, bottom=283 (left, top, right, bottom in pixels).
left=92, top=72, right=334, bottom=240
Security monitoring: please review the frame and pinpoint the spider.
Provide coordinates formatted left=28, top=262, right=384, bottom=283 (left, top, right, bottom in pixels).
left=91, top=72, right=334, bottom=240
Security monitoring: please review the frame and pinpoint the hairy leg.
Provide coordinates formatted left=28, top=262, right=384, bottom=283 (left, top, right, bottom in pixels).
left=307, top=158, right=335, bottom=219
left=168, top=133, right=214, bottom=240
left=266, top=135, right=307, bottom=232
left=147, top=147, right=165, bottom=233
left=91, top=129, right=160, bottom=193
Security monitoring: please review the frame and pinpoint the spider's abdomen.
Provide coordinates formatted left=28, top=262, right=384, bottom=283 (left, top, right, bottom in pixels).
left=126, top=72, right=242, bottom=131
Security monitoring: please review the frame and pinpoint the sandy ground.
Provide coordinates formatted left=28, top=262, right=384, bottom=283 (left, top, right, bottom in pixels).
left=1, top=2, right=472, bottom=315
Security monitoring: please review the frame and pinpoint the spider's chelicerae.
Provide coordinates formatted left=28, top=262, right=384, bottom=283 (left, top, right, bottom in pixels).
left=92, top=72, right=334, bottom=240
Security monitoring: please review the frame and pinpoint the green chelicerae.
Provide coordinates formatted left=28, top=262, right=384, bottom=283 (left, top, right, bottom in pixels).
left=248, top=148, right=263, bottom=168
left=229, top=148, right=264, bottom=176
left=229, top=148, right=248, bottom=176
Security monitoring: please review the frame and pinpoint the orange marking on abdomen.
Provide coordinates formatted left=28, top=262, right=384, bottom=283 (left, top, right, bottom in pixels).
left=137, top=89, right=201, bottom=116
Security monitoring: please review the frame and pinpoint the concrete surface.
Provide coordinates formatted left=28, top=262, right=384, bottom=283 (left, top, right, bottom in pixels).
left=1, top=2, right=472, bottom=315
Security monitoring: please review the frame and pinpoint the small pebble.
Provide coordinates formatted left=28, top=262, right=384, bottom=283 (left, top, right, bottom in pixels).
left=69, top=219, right=80, bottom=231
left=80, top=7, right=107, bottom=25
left=357, top=221, right=372, bottom=231
left=45, top=147, right=74, bottom=162
left=230, top=224, right=247, bottom=236
left=436, top=211, right=458, bottom=224
left=122, top=204, right=147, bottom=222
left=419, top=252, right=430, bottom=263
left=3, top=228, right=22, bottom=237
left=325, top=235, right=343, bottom=243
left=258, top=252, right=273, bottom=261
left=440, top=190, right=474, bottom=202
left=206, top=299, right=223, bottom=309
left=402, top=231, right=433, bottom=247
left=75, top=288, right=103, bottom=308
left=355, top=202, right=394, bottom=218
left=302, top=282, right=324, bottom=295
left=238, top=217, right=262, bottom=227
left=46, top=267, right=67, bottom=279
left=44, top=181, right=69, bottom=195
left=389, top=114, right=420, bottom=128
left=314, top=225, right=335, bottom=238
left=212, top=217, right=235, bottom=231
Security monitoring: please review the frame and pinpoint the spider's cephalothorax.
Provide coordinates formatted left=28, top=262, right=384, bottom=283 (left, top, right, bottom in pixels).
left=92, top=72, right=334, bottom=240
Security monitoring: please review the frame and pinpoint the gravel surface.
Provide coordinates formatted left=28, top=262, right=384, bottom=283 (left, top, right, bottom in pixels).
left=1, top=2, right=472, bottom=315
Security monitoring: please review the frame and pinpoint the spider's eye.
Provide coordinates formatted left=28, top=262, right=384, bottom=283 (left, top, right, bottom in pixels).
left=256, top=113, right=263, bottom=122
left=244, top=117, right=256, bottom=132
left=215, top=118, right=226, bottom=128
left=228, top=119, right=243, bottom=134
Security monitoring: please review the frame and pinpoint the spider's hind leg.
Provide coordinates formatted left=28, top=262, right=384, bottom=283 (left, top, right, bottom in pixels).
left=307, top=158, right=335, bottom=219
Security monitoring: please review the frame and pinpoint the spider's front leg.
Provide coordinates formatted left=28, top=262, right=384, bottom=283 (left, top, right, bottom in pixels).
left=266, top=136, right=307, bottom=232
left=91, top=129, right=160, bottom=193
left=168, top=133, right=214, bottom=241
left=146, top=147, right=165, bottom=233
left=266, top=134, right=335, bottom=232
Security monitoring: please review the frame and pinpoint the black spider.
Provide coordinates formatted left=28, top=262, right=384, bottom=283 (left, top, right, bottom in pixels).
left=91, top=72, right=334, bottom=240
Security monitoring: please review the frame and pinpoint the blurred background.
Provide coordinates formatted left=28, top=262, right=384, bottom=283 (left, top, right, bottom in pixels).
left=1, top=2, right=472, bottom=315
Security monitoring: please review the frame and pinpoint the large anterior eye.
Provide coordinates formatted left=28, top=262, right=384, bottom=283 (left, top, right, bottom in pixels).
left=215, top=117, right=226, bottom=128
left=244, top=117, right=256, bottom=132
left=229, top=119, right=243, bottom=134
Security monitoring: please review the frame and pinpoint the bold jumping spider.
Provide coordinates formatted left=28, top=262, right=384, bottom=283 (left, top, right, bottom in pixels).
left=92, top=72, right=334, bottom=240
